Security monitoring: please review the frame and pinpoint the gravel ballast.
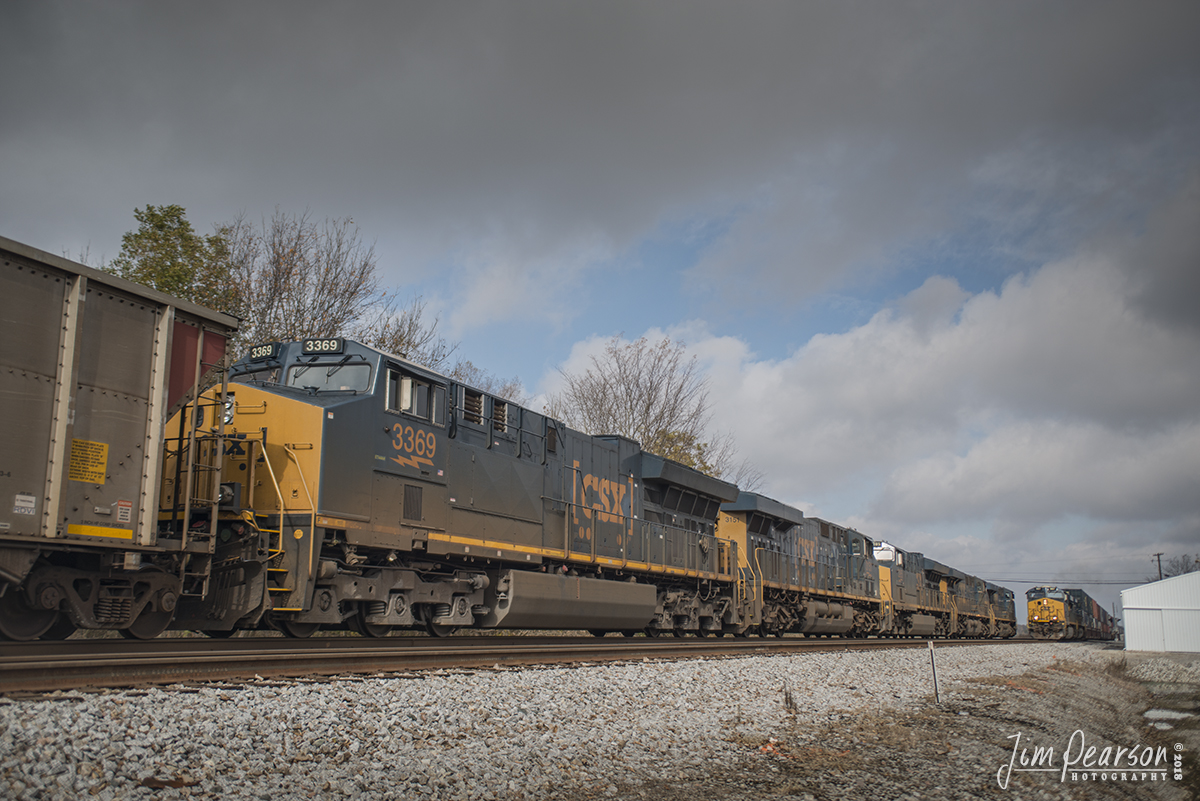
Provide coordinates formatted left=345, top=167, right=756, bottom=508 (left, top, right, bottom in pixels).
left=0, top=642, right=1193, bottom=800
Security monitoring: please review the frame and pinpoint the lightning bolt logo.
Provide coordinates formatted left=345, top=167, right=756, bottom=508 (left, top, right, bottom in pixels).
left=391, top=454, right=435, bottom=470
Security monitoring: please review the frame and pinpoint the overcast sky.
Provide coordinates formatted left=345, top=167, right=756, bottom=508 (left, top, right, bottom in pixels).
left=4, top=1, right=1198, bottom=620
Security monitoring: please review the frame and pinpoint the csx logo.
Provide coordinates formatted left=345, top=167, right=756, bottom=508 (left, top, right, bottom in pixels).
left=572, top=462, right=628, bottom=539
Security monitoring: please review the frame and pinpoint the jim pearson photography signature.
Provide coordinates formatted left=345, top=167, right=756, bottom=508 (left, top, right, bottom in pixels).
left=997, top=730, right=1184, bottom=789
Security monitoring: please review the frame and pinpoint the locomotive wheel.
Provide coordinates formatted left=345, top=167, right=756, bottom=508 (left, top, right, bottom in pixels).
left=120, top=607, right=173, bottom=640
left=425, top=620, right=457, bottom=638
left=0, top=588, right=59, bottom=641
left=279, top=619, right=320, bottom=639
left=350, top=610, right=391, bottom=638
left=202, top=628, right=238, bottom=638
left=40, top=613, right=77, bottom=641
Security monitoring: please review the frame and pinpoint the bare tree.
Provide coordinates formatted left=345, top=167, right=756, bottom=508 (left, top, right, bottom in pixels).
left=1164, top=554, right=1200, bottom=578
left=547, top=335, right=760, bottom=489
left=448, top=359, right=529, bottom=405
left=358, top=295, right=458, bottom=372
left=220, top=210, right=392, bottom=347
left=217, top=210, right=532, bottom=400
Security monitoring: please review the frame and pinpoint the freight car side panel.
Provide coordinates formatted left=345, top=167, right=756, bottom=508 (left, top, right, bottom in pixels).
left=2, top=243, right=232, bottom=549
left=0, top=259, right=68, bottom=539
left=67, top=286, right=164, bottom=545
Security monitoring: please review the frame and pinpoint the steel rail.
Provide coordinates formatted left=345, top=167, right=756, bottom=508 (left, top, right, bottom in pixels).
left=0, top=636, right=1036, bottom=695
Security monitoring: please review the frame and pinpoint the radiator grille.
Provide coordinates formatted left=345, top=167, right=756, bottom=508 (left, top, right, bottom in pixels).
left=404, top=484, right=423, bottom=521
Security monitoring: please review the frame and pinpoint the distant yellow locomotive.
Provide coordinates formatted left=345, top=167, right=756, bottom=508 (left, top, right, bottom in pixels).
left=1027, top=586, right=1118, bottom=641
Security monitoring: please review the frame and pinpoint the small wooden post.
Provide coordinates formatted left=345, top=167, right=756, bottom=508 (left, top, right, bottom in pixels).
left=928, top=640, right=940, bottom=704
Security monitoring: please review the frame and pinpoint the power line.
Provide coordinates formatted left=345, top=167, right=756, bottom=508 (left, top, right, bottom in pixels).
left=982, top=577, right=1149, bottom=585
left=954, top=554, right=1171, bottom=569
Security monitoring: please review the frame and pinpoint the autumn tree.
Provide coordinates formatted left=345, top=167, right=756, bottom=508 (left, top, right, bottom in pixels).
left=547, top=335, right=760, bottom=488
left=108, top=205, right=241, bottom=314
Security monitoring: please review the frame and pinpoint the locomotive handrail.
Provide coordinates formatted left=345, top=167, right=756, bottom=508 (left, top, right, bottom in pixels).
left=251, top=433, right=287, bottom=557
left=284, top=445, right=319, bottom=601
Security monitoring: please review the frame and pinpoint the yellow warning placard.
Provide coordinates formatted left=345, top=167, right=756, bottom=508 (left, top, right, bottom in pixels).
left=67, top=524, right=133, bottom=540
left=69, top=439, right=108, bottom=484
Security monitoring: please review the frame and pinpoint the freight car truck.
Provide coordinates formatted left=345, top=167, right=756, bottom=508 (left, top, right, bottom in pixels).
left=0, top=236, right=238, bottom=639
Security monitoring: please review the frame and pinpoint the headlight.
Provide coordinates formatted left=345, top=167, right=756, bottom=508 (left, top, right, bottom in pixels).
left=224, top=394, right=236, bottom=425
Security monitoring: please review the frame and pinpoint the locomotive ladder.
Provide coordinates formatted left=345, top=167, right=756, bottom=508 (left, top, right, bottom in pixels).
left=170, top=326, right=230, bottom=599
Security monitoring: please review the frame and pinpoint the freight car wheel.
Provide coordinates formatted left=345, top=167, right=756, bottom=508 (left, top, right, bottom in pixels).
left=202, top=629, right=237, bottom=638
left=0, top=589, right=58, bottom=641
left=589, top=630, right=610, bottom=637
left=40, top=614, right=77, bottom=640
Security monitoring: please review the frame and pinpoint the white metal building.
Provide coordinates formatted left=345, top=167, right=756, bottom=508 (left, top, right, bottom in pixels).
left=1120, top=571, right=1200, bottom=653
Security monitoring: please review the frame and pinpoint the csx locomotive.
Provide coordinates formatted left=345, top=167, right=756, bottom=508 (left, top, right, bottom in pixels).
left=1026, top=586, right=1118, bottom=641
left=0, top=237, right=1016, bottom=641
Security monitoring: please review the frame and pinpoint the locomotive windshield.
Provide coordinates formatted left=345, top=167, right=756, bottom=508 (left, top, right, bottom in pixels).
left=286, top=360, right=372, bottom=393
left=231, top=366, right=281, bottom=385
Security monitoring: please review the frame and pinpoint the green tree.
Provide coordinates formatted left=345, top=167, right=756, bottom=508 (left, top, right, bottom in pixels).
left=108, top=205, right=241, bottom=315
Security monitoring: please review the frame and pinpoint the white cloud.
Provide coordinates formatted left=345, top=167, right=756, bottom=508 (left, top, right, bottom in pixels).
left=874, top=420, right=1200, bottom=525
left=663, top=247, right=1200, bottom=537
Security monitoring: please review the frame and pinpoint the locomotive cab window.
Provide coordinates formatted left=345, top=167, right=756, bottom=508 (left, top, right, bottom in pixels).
left=286, top=361, right=371, bottom=393
left=387, top=367, right=445, bottom=425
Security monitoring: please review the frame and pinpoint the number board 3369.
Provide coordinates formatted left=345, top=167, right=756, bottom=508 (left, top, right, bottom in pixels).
left=302, top=338, right=344, bottom=354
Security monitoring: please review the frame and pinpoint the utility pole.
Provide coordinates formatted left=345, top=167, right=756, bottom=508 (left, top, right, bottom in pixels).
left=1153, top=552, right=1164, bottom=581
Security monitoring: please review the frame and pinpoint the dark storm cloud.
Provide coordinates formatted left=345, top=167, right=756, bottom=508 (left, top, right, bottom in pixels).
left=1122, top=172, right=1200, bottom=332
left=3, top=1, right=1197, bottom=308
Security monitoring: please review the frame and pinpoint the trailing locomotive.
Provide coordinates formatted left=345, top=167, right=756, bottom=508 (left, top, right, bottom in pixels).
left=0, top=236, right=1016, bottom=641
left=1027, top=586, right=1118, bottom=641
left=717, top=493, right=1016, bottom=638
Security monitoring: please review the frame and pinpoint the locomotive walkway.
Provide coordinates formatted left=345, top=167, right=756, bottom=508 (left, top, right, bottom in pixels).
left=0, top=635, right=1030, bottom=694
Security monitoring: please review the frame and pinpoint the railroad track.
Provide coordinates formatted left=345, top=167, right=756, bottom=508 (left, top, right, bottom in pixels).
left=0, top=636, right=1034, bottom=694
